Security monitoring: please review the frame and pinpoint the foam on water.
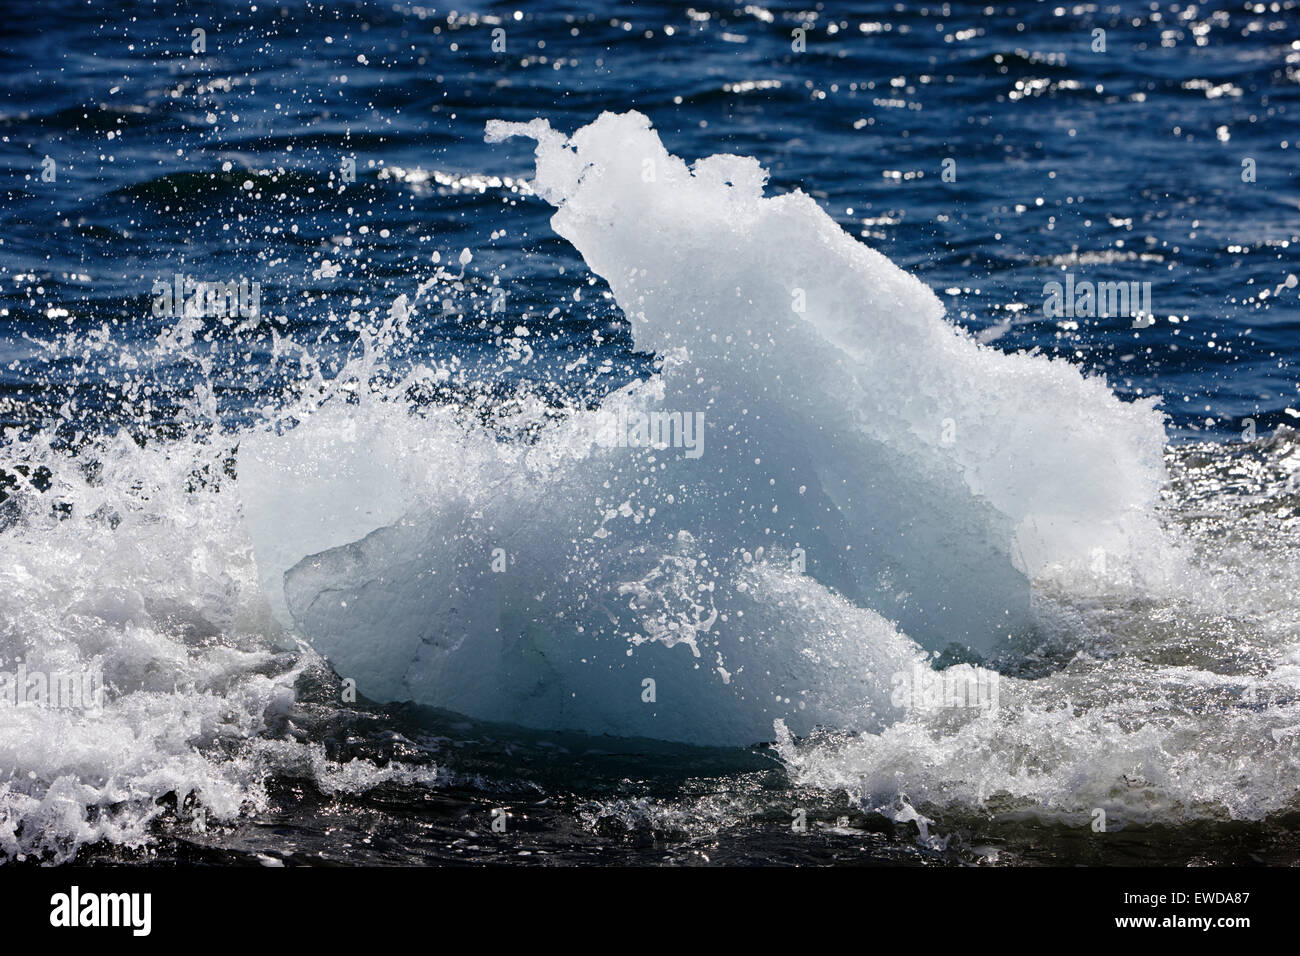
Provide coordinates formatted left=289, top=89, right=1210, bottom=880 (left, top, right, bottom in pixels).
left=775, top=426, right=1300, bottom=828
left=0, top=426, right=441, bottom=862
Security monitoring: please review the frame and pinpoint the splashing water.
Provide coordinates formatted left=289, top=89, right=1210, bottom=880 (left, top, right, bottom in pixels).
left=3, top=108, right=1298, bottom=864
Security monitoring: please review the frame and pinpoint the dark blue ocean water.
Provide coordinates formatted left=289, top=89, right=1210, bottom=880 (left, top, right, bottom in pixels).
left=2, top=0, right=1297, bottom=441
left=1, top=2, right=1299, bottom=868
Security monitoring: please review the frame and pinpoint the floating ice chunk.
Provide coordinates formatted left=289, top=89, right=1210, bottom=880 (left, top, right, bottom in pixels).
left=241, top=112, right=1174, bottom=745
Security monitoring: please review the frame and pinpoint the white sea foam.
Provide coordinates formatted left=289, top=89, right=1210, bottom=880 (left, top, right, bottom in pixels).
left=0, top=422, right=440, bottom=863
